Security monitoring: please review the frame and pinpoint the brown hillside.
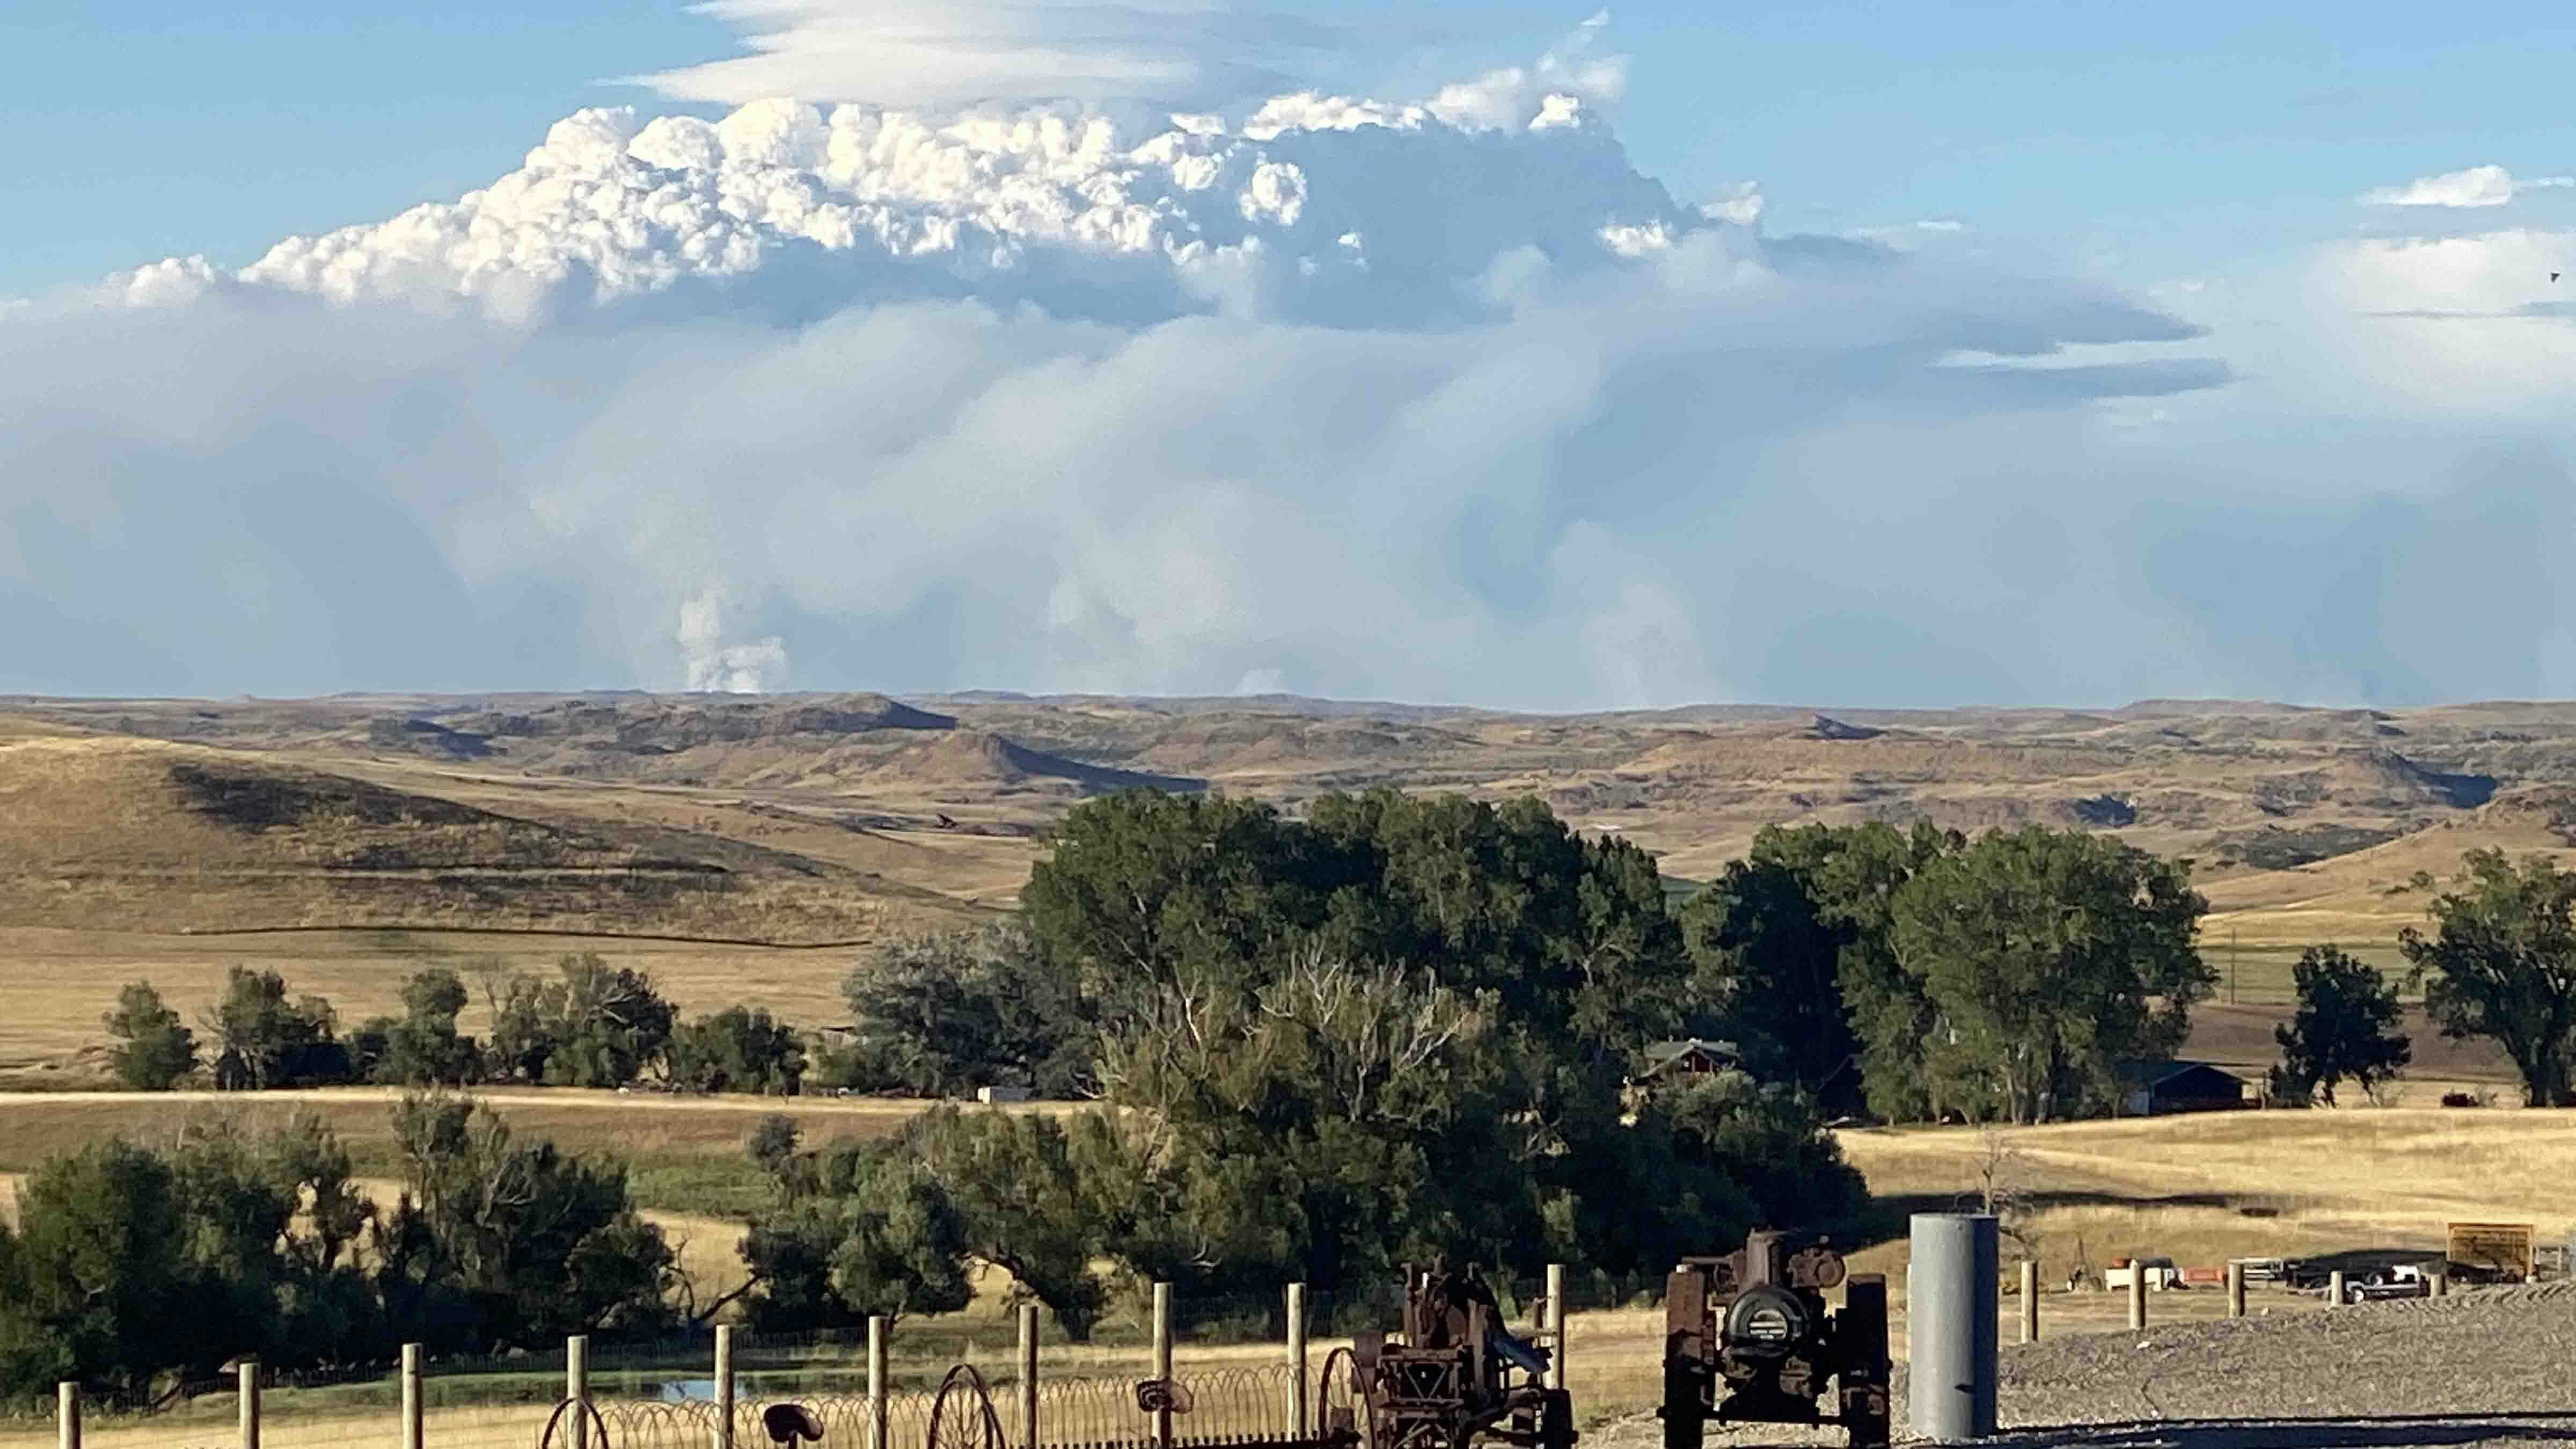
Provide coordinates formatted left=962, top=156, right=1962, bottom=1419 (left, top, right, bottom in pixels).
left=0, top=735, right=938, bottom=942
left=862, top=729, right=1203, bottom=796
left=18, top=691, right=2576, bottom=1084
left=18, top=690, right=2576, bottom=936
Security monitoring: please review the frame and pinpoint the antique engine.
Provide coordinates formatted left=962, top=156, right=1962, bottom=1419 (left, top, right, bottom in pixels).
left=1658, top=1231, right=1889, bottom=1449
left=1331, top=1264, right=1576, bottom=1449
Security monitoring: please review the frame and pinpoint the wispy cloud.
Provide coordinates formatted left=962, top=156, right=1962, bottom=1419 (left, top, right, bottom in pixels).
left=2359, top=164, right=2573, bottom=208
left=626, top=0, right=1351, bottom=109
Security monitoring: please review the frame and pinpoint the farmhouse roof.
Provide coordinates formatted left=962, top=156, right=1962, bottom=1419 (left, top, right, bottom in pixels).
left=1637, top=1038, right=1743, bottom=1071
left=2111, top=1058, right=2244, bottom=1091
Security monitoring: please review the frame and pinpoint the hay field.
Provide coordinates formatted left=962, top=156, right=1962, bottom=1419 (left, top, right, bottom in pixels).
left=1837, top=1108, right=2576, bottom=1280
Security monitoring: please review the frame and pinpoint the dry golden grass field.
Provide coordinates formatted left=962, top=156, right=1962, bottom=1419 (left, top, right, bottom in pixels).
left=1836, top=1108, right=2576, bottom=1279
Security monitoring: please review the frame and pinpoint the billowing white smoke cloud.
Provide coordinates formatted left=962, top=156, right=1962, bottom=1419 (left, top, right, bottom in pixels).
left=679, top=588, right=791, bottom=692
left=136, top=79, right=1678, bottom=331
left=10, top=67, right=2572, bottom=709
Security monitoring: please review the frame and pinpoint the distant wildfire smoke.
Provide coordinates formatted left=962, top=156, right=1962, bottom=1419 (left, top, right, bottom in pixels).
left=678, top=588, right=789, bottom=693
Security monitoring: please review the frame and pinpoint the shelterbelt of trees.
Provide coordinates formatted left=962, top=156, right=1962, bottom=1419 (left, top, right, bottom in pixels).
left=27, top=788, right=2576, bottom=1402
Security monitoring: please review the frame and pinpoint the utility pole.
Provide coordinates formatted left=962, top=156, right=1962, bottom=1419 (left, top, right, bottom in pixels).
left=2229, top=928, right=2240, bottom=1006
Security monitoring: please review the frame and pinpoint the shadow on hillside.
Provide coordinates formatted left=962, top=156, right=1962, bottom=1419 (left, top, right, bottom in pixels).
left=1989, top=1413, right=2576, bottom=1448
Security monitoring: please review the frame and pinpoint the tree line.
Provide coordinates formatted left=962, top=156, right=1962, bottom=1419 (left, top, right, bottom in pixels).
left=97, top=799, right=2576, bottom=1125
left=2266, top=848, right=2576, bottom=1109
left=0, top=1099, right=674, bottom=1403
left=101, top=955, right=803, bottom=1095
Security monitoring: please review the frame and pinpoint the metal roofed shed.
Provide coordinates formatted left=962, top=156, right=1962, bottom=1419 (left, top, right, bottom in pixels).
left=2113, top=1059, right=2251, bottom=1116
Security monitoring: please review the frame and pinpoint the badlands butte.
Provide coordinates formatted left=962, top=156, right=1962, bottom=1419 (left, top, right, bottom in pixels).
left=0, top=688, right=2566, bottom=1089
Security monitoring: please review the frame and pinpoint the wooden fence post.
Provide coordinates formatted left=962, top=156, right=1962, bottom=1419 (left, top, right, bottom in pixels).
left=2018, top=1261, right=2039, bottom=1344
left=2226, top=1263, right=2245, bottom=1319
left=1152, top=1283, right=1174, bottom=1449
left=568, top=1336, right=590, bottom=1449
left=1018, top=1304, right=1040, bottom=1449
left=1286, top=1283, right=1309, bottom=1440
left=2126, top=1268, right=2146, bottom=1331
left=402, top=1343, right=423, bottom=1449
left=715, top=1326, right=736, bottom=1449
left=238, top=1359, right=260, bottom=1449
left=55, top=1382, right=77, bottom=1449
left=868, top=1316, right=889, bottom=1449
left=1543, top=1264, right=1567, bottom=1391
left=2329, top=1271, right=2346, bottom=1307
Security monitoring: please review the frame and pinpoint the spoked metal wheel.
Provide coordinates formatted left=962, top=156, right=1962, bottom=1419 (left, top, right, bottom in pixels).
left=536, top=1399, right=611, bottom=1449
left=930, top=1366, right=1006, bottom=1449
left=1316, top=1347, right=1375, bottom=1449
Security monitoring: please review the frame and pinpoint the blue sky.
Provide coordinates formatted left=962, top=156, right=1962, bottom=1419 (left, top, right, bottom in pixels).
left=10, top=2, right=2574, bottom=297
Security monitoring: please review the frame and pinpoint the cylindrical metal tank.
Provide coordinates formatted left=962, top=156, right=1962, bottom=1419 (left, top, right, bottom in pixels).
left=1907, top=1213, right=1999, bottom=1441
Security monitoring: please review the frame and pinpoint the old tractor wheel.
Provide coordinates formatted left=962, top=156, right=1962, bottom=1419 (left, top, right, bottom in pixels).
left=1658, top=1364, right=1703, bottom=1449
left=1539, top=1389, right=1576, bottom=1449
left=1317, top=1346, right=1375, bottom=1449
left=1835, top=1276, right=1891, bottom=1449
left=931, top=1365, right=1006, bottom=1449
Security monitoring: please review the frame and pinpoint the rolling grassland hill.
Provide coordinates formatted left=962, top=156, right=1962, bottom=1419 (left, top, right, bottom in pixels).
left=3, top=690, right=2574, bottom=1083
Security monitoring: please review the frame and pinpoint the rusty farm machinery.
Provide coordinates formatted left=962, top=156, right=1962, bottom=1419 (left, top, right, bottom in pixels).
left=1318, top=1265, right=1575, bottom=1449
left=1658, top=1231, right=1891, bottom=1449
left=531, top=1235, right=1886, bottom=1449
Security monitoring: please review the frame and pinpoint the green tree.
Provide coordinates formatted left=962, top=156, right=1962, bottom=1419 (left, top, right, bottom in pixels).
left=1021, top=792, right=1331, bottom=1007
left=1890, top=826, right=2212, bottom=1123
left=1806, top=823, right=1965, bottom=1123
left=371, top=969, right=485, bottom=1087
left=101, top=981, right=197, bottom=1091
left=903, top=1107, right=1114, bottom=1338
left=0, top=1114, right=376, bottom=1403
left=0, top=1140, right=191, bottom=1401
left=2401, top=850, right=2576, bottom=1107
left=745, top=1114, right=802, bottom=1178
left=1678, top=822, right=1961, bottom=1123
left=376, top=1094, right=676, bottom=1350
left=667, top=1006, right=804, bottom=1094
left=738, top=1139, right=973, bottom=1331
left=477, top=956, right=675, bottom=1088
left=546, top=956, right=675, bottom=1087
left=1301, top=790, right=1688, bottom=1059
left=203, top=968, right=347, bottom=1088
left=485, top=969, right=560, bottom=1082
left=1093, top=945, right=1557, bottom=1293
left=1682, top=848, right=1863, bottom=1114
left=832, top=927, right=1086, bottom=1096
left=2273, top=946, right=2410, bottom=1106
left=1022, top=787, right=1838, bottom=1295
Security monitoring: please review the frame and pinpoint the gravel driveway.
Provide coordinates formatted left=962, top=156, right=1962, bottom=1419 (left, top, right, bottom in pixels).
left=1586, top=1285, right=2576, bottom=1449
